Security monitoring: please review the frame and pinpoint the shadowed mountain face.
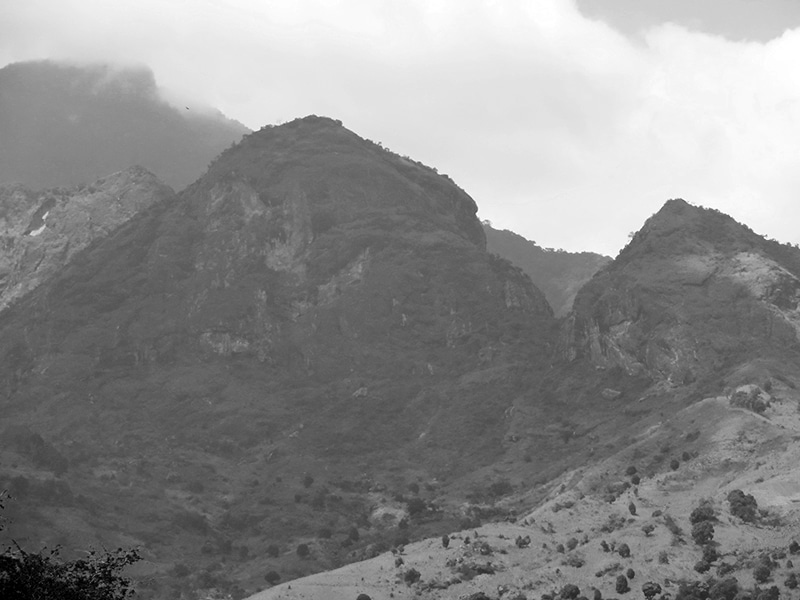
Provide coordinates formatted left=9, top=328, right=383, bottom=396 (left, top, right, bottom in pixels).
left=0, top=60, right=249, bottom=190
left=483, top=223, right=611, bottom=317
left=0, top=116, right=557, bottom=593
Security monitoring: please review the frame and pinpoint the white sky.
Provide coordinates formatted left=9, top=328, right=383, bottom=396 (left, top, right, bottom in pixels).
left=1, top=0, right=799, bottom=256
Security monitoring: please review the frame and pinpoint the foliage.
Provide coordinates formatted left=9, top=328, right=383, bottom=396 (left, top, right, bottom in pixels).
left=728, top=490, right=758, bottom=523
left=0, top=544, right=141, bottom=600
left=691, top=521, right=715, bottom=546
left=690, top=501, right=716, bottom=524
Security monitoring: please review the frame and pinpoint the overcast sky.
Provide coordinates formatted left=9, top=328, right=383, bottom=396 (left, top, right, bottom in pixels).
left=2, top=0, right=800, bottom=256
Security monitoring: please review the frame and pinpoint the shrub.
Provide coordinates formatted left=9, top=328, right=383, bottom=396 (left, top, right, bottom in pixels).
left=790, top=540, right=800, bottom=554
left=617, top=543, right=631, bottom=558
left=264, top=570, right=281, bottom=585
left=658, top=551, right=669, bottom=564
left=708, top=578, right=740, bottom=600
left=690, top=502, right=716, bottom=524
left=703, top=545, right=719, bottom=563
left=266, top=544, right=280, bottom=557
left=631, top=475, right=641, bottom=485
left=626, top=568, right=635, bottom=579
left=561, top=584, right=581, bottom=599
left=785, top=573, right=798, bottom=589
left=296, top=543, right=310, bottom=558
left=670, top=459, right=680, bottom=470
left=626, top=466, right=637, bottom=476
left=406, top=497, right=426, bottom=516
left=628, top=502, right=637, bottom=516
left=754, top=564, right=771, bottom=583
left=348, top=526, right=360, bottom=541
left=0, top=545, right=141, bottom=600
left=303, top=474, right=314, bottom=488
left=567, top=538, right=579, bottom=551
left=694, top=560, right=711, bottom=573
left=616, top=575, right=630, bottom=594
left=441, top=534, right=450, bottom=548
left=357, top=595, right=372, bottom=600
left=642, top=582, right=662, bottom=600
left=728, top=489, right=758, bottom=523
left=403, top=568, right=421, bottom=585
left=691, top=521, right=714, bottom=545
left=642, top=524, right=655, bottom=537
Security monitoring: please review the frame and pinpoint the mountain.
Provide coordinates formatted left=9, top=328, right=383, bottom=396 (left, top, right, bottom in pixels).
left=0, top=60, right=250, bottom=190
left=0, top=115, right=558, bottom=598
left=245, top=199, right=800, bottom=600
left=0, top=166, right=173, bottom=312
left=563, top=199, right=800, bottom=386
left=483, top=223, right=610, bottom=317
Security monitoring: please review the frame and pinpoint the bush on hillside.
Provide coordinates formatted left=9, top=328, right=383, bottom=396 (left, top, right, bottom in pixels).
left=727, top=489, right=758, bottom=523
left=691, top=521, right=714, bottom=546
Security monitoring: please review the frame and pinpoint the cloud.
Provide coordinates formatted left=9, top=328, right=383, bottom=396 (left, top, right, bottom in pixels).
left=1, top=0, right=799, bottom=255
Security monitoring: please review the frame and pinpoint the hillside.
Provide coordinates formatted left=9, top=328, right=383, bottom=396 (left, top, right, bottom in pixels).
left=0, top=60, right=249, bottom=190
left=0, top=116, right=559, bottom=599
left=483, top=223, right=610, bottom=317
left=0, top=166, right=174, bottom=311
left=243, top=199, right=800, bottom=600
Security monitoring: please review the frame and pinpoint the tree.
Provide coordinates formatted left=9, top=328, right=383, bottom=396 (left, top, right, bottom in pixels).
left=754, top=564, right=771, bottom=584
left=727, top=489, right=757, bottom=522
left=690, top=500, right=716, bottom=524
left=561, top=584, right=581, bottom=599
left=264, top=570, right=281, bottom=585
left=642, top=582, right=662, bottom=600
left=0, top=544, right=141, bottom=600
left=616, top=575, right=630, bottom=594
left=1, top=490, right=141, bottom=600
left=691, top=521, right=714, bottom=545
left=617, top=542, right=631, bottom=558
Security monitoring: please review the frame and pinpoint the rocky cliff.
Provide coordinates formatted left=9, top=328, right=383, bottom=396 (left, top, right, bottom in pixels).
left=562, top=199, right=800, bottom=384
left=0, top=167, right=173, bottom=311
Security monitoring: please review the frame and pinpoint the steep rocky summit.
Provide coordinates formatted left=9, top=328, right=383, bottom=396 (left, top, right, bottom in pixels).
left=0, top=60, right=249, bottom=190
left=0, top=167, right=173, bottom=311
left=563, top=199, right=800, bottom=383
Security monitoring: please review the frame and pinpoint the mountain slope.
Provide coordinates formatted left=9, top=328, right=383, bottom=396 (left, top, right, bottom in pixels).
left=0, top=167, right=174, bottom=311
left=0, top=60, right=249, bottom=190
left=483, top=223, right=610, bottom=317
left=0, top=115, right=557, bottom=598
left=563, top=199, right=800, bottom=385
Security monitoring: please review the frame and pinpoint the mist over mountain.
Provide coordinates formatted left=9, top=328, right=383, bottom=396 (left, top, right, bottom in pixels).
left=0, top=60, right=249, bottom=190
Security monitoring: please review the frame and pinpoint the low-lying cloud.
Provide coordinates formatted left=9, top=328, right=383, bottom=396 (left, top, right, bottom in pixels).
left=2, top=0, right=799, bottom=255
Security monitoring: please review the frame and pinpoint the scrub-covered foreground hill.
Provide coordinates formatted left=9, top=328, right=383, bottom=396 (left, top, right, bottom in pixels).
left=0, top=116, right=558, bottom=598
left=483, top=223, right=610, bottom=317
left=0, top=60, right=249, bottom=190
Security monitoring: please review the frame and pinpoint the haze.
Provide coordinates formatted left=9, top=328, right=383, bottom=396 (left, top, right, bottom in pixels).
left=2, top=0, right=799, bottom=256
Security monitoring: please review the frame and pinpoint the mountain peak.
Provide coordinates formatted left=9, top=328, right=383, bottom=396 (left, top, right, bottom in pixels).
left=618, top=198, right=759, bottom=263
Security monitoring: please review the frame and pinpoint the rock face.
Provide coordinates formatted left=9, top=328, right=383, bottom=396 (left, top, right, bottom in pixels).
left=0, top=167, right=173, bottom=311
left=483, top=223, right=610, bottom=316
left=0, top=60, right=249, bottom=190
left=562, top=199, right=800, bottom=383
left=0, top=116, right=556, bottom=588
